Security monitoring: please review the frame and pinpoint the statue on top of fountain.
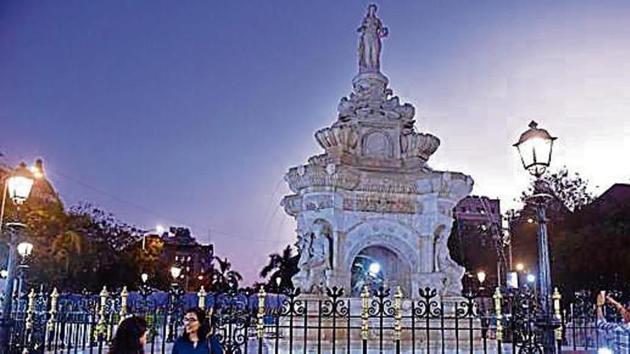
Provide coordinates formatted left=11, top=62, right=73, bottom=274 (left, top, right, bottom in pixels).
left=357, top=4, right=388, bottom=74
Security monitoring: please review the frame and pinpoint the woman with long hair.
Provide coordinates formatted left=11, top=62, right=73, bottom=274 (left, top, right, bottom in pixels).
left=109, top=316, right=148, bottom=354
left=172, top=307, right=222, bottom=354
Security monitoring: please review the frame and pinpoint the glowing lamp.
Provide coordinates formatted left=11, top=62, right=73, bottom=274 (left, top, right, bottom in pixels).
left=17, top=242, right=33, bottom=258
left=514, top=121, right=556, bottom=178
left=7, top=162, right=35, bottom=205
left=170, top=266, right=182, bottom=280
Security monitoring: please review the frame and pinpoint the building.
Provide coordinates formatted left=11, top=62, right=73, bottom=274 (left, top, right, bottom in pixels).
left=452, top=196, right=504, bottom=287
left=146, top=227, right=214, bottom=281
left=589, top=183, right=630, bottom=212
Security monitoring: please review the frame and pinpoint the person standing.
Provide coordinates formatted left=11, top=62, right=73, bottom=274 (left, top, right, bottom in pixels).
left=596, top=291, right=630, bottom=352
left=109, top=316, right=148, bottom=354
left=172, top=307, right=222, bottom=354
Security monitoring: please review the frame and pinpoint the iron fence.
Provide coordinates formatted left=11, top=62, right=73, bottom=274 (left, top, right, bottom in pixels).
left=2, top=285, right=628, bottom=354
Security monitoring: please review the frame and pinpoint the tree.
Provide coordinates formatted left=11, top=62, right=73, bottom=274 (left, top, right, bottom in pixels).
left=521, top=167, right=594, bottom=213
left=207, top=257, right=243, bottom=293
left=511, top=168, right=630, bottom=298
left=259, top=245, right=299, bottom=292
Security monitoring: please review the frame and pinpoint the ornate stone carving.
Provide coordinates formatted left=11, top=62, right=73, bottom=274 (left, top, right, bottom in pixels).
left=281, top=194, right=302, bottom=216
left=342, top=195, right=418, bottom=214
left=315, top=125, right=358, bottom=153
left=357, top=4, right=388, bottom=74
left=283, top=5, right=473, bottom=298
left=292, top=220, right=334, bottom=294
left=434, top=225, right=465, bottom=296
left=400, top=132, right=441, bottom=162
left=285, top=165, right=360, bottom=193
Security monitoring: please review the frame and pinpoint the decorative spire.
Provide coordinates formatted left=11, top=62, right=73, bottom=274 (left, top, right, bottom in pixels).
left=357, top=4, right=388, bottom=74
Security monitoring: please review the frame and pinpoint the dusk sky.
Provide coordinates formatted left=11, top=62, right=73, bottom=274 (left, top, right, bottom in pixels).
left=2, top=1, right=629, bottom=283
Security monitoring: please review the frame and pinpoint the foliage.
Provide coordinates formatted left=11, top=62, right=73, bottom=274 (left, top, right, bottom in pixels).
left=521, top=166, right=594, bottom=213
left=259, top=245, right=299, bottom=293
left=199, top=256, right=243, bottom=293
left=511, top=168, right=629, bottom=296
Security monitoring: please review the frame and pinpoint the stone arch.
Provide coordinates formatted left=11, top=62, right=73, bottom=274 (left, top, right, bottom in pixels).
left=344, top=219, right=419, bottom=275
left=361, top=130, right=393, bottom=158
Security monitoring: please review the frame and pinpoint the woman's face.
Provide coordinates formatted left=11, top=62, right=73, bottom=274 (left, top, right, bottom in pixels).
left=183, top=312, right=200, bottom=334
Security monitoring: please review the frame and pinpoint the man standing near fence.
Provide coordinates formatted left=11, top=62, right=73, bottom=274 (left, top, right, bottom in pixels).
left=596, top=291, right=630, bottom=353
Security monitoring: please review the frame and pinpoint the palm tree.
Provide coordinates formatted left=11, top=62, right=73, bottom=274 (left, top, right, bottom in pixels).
left=210, top=257, right=243, bottom=292
left=259, top=245, right=299, bottom=293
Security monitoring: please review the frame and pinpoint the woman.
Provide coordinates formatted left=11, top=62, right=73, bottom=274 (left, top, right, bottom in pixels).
left=172, top=307, right=223, bottom=354
left=109, top=316, right=148, bottom=354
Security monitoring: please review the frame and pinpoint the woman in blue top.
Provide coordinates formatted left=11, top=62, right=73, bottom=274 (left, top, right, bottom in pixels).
left=172, top=307, right=223, bottom=354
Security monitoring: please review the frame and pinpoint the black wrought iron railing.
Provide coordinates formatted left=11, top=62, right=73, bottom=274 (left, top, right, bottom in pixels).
left=2, top=285, right=628, bottom=354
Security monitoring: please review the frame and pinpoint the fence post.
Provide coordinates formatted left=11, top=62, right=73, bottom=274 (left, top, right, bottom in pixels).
left=552, top=287, right=562, bottom=351
left=119, top=286, right=128, bottom=319
left=197, top=286, right=207, bottom=310
left=361, top=286, right=369, bottom=354
left=493, top=287, right=503, bottom=351
left=394, top=286, right=402, bottom=354
left=94, top=286, right=109, bottom=341
left=46, top=288, right=58, bottom=350
left=256, top=286, right=266, bottom=354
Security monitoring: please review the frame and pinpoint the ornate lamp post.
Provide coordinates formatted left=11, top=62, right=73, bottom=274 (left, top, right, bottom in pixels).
left=16, top=241, right=33, bottom=300
left=167, top=265, right=184, bottom=342
left=514, top=121, right=558, bottom=353
left=0, top=162, right=35, bottom=353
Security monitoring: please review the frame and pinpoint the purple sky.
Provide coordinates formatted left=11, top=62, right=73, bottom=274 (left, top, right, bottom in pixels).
left=2, top=1, right=630, bottom=284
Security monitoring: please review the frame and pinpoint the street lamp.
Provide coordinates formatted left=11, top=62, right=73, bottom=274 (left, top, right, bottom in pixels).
left=16, top=242, right=33, bottom=259
left=141, top=273, right=149, bottom=284
left=516, top=263, right=525, bottom=272
left=170, top=265, right=182, bottom=282
left=0, top=162, right=35, bottom=354
left=514, top=120, right=558, bottom=353
left=16, top=241, right=33, bottom=299
left=526, top=274, right=536, bottom=284
left=514, top=121, right=556, bottom=178
left=476, top=271, right=487, bottom=286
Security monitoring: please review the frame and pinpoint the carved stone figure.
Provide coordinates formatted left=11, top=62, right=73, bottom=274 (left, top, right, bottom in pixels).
left=292, top=221, right=333, bottom=293
left=357, top=4, right=388, bottom=73
left=434, top=228, right=465, bottom=296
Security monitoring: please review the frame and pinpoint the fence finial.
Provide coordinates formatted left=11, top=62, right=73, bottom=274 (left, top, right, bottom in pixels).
left=493, top=287, right=503, bottom=342
left=25, top=289, right=36, bottom=331
left=552, top=287, right=562, bottom=340
left=119, top=286, right=129, bottom=318
left=361, top=285, right=370, bottom=341
left=198, top=286, right=207, bottom=309
left=47, top=287, right=59, bottom=334
left=94, top=286, right=109, bottom=340
left=256, top=286, right=266, bottom=340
